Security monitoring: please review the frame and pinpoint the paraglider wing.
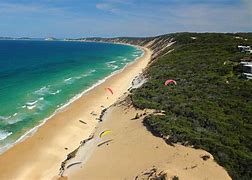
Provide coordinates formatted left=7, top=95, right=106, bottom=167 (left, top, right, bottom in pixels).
left=99, top=130, right=111, bottom=138
left=164, top=79, right=177, bottom=86
left=97, top=139, right=113, bottom=147
left=106, top=87, right=113, bottom=95
left=66, top=162, right=81, bottom=169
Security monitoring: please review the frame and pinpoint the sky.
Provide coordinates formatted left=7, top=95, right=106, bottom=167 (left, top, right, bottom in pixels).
left=0, top=0, right=251, bottom=38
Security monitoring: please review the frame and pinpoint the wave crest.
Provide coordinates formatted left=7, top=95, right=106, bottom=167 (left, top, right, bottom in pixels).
left=0, top=130, right=12, bottom=141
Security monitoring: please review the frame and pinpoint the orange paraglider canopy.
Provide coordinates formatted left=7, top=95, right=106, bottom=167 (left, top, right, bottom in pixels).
left=164, top=79, right=177, bottom=86
left=105, top=87, right=113, bottom=95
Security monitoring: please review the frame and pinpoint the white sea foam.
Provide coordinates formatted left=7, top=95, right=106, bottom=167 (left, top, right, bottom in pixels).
left=107, top=60, right=116, bottom=64
left=26, top=105, right=36, bottom=110
left=26, top=100, right=38, bottom=106
left=106, top=61, right=119, bottom=70
left=0, top=114, right=21, bottom=125
left=64, top=77, right=75, bottom=84
left=0, top=116, right=11, bottom=121
left=50, top=90, right=61, bottom=95
left=0, top=131, right=12, bottom=141
left=7, top=117, right=23, bottom=125
left=25, top=99, right=39, bottom=110
left=109, top=65, right=118, bottom=70
left=64, top=77, right=72, bottom=82
left=75, top=76, right=82, bottom=80
left=82, top=74, right=89, bottom=77
left=34, top=86, right=50, bottom=95
left=82, top=69, right=96, bottom=77
left=36, top=100, right=49, bottom=111
left=112, top=65, right=118, bottom=69
left=0, top=113, right=20, bottom=124
left=2, top=112, right=25, bottom=125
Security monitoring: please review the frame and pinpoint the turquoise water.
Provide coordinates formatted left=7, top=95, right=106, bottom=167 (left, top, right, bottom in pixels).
left=0, top=40, right=142, bottom=151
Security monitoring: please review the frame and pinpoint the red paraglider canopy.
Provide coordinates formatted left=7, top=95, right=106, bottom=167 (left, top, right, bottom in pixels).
left=164, top=79, right=177, bottom=86
left=106, top=87, right=113, bottom=95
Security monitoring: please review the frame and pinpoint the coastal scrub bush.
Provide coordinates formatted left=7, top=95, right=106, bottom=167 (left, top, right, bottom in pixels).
left=131, top=33, right=252, bottom=180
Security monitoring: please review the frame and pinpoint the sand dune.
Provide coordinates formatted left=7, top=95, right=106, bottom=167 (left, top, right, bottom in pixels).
left=65, top=97, right=231, bottom=180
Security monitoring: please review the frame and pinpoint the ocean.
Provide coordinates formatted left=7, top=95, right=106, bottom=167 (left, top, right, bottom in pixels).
left=0, top=40, right=143, bottom=152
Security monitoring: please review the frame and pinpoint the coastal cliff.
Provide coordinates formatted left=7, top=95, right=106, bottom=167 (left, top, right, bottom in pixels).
left=67, top=34, right=176, bottom=61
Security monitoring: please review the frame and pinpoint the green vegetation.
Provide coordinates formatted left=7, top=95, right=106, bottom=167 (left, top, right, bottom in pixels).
left=131, top=33, right=252, bottom=180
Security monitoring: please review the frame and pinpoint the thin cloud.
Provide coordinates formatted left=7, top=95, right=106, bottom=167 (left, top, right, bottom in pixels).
left=96, top=3, right=116, bottom=12
left=95, top=0, right=132, bottom=14
left=0, top=2, right=65, bottom=15
left=162, top=3, right=251, bottom=32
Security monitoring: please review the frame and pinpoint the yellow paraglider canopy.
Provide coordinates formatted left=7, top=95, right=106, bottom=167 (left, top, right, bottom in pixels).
left=99, top=130, right=111, bottom=138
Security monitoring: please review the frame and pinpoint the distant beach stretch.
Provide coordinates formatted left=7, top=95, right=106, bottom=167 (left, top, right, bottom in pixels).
left=0, top=41, right=152, bottom=179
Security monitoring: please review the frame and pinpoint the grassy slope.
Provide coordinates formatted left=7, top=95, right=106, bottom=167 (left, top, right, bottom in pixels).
left=131, top=33, right=252, bottom=180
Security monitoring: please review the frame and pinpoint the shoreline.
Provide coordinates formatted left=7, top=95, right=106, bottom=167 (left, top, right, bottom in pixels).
left=0, top=43, right=144, bottom=155
left=0, top=45, right=152, bottom=180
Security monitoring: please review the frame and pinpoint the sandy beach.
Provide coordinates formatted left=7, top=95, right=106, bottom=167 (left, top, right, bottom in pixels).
left=0, top=46, right=152, bottom=180
left=65, top=96, right=231, bottom=180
